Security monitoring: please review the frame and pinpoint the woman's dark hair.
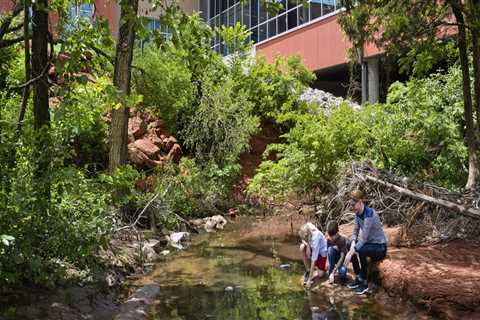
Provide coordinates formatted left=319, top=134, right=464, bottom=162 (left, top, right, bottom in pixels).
left=326, top=220, right=339, bottom=237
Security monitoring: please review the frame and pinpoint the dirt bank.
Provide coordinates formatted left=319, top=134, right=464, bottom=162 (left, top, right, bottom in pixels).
left=241, top=213, right=480, bottom=320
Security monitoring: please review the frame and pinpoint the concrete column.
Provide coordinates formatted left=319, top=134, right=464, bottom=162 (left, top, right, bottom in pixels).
left=368, top=57, right=380, bottom=103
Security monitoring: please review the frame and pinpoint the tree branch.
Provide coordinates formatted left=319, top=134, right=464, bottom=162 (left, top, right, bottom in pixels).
left=0, top=1, right=23, bottom=41
left=6, top=22, right=23, bottom=34
left=0, top=34, right=30, bottom=48
left=9, top=32, right=53, bottom=90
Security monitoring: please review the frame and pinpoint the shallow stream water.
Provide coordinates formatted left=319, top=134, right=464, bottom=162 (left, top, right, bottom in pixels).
left=0, top=217, right=422, bottom=320
left=132, top=217, right=420, bottom=320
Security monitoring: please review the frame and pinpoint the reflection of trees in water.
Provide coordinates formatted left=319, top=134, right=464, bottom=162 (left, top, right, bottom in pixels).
left=215, top=268, right=308, bottom=320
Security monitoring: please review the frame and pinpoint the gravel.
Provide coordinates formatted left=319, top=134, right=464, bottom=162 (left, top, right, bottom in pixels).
left=299, top=87, right=361, bottom=115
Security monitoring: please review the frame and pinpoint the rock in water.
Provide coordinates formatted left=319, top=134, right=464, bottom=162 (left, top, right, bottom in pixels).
left=114, top=284, right=160, bottom=320
left=167, top=232, right=190, bottom=250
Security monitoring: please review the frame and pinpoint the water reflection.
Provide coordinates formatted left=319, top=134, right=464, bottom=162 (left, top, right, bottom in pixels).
left=141, top=218, right=416, bottom=320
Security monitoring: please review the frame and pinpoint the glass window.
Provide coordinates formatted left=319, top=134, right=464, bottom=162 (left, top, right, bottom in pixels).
left=228, top=7, right=234, bottom=26
left=250, top=26, right=258, bottom=43
left=259, top=3, right=267, bottom=23
left=310, top=0, right=323, bottom=19
left=235, top=4, right=242, bottom=25
left=259, top=22, right=267, bottom=41
left=221, top=0, right=228, bottom=12
left=278, top=13, right=286, bottom=34
left=323, top=0, right=335, bottom=15
left=215, top=0, right=221, bottom=15
left=220, top=11, right=227, bottom=26
left=268, top=18, right=276, bottom=38
left=229, top=0, right=235, bottom=6
left=242, top=2, right=250, bottom=29
left=250, top=0, right=258, bottom=26
left=288, top=0, right=298, bottom=10
left=200, top=0, right=209, bottom=20
left=279, top=0, right=286, bottom=13
left=287, top=8, right=297, bottom=29
left=69, top=4, right=94, bottom=23
left=210, top=0, right=215, bottom=18
left=298, top=4, right=309, bottom=25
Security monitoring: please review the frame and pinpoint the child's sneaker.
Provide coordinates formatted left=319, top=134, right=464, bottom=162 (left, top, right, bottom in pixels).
left=346, top=278, right=362, bottom=289
left=354, top=283, right=369, bottom=295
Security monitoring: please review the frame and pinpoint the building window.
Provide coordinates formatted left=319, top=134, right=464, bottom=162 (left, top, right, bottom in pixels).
left=69, top=4, right=94, bottom=24
left=205, top=0, right=341, bottom=53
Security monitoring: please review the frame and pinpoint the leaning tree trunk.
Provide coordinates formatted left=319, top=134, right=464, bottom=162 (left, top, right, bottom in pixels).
left=469, top=0, right=480, bottom=133
left=109, top=0, right=139, bottom=172
left=452, top=4, right=479, bottom=190
left=31, top=0, right=51, bottom=203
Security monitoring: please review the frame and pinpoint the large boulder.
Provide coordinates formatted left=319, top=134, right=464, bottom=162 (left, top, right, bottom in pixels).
left=128, top=116, right=147, bottom=139
left=146, top=132, right=163, bottom=148
left=114, top=284, right=160, bottom=320
left=166, top=143, right=182, bottom=163
left=134, top=138, right=160, bottom=159
left=163, top=136, right=177, bottom=152
left=128, top=144, right=157, bottom=168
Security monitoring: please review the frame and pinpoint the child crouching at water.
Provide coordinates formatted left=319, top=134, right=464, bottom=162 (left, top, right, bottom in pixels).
left=299, top=222, right=328, bottom=289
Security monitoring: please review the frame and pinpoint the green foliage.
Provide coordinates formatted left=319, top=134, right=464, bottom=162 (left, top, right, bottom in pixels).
left=53, top=77, right=114, bottom=170
left=0, top=130, right=113, bottom=287
left=0, top=74, right=119, bottom=287
left=241, top=55, right=315, bottom=118
left=0, top=47, right=18, bottom=89
left=181, top=74, right=259, bottom=166
left=249, top=65, right=468, bottom=199
left=134, top=44, right=195, bottom=133
left=154, top=159, right=240, bottom=219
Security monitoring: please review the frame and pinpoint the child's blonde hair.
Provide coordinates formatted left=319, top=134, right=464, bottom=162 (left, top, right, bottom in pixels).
left=298, top=222, right=316, bottom=241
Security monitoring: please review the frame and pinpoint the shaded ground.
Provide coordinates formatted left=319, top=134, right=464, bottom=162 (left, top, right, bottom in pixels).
left=241, top=214, right=480, bottom=320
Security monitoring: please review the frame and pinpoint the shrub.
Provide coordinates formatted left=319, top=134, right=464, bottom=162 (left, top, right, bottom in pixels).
left=248, top=65, right=468, bottom=199
left=180, top=73, right=259, bottom=166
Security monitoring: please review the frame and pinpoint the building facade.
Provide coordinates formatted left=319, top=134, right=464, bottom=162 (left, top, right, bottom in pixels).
left=0, top=0, right=382, bottom=102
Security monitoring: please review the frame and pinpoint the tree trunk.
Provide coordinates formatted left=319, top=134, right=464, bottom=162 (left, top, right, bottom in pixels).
left=452, top=4, right=479, bottom=190
left=469, top=0, right=480, bottom=132
left=16, top=5, right=31, bottom=133
left=109, top=0, right=139, bottom=172
left=31, top=0, right=51, bottom=202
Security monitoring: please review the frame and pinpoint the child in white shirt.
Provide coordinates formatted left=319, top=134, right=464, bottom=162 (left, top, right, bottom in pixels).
left=299, top=222, right=328, bottom=289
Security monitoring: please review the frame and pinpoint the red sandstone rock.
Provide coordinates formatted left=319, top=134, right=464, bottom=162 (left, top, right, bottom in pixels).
left=166, top=143, right=182, bottom=163
left=128, top=133, right=135, bottom=144
left=147, top=133, right=163, bottom=148
left=165, top=136, right=177, bottom=152
left=128, top=144, right=157, bottom=168
left=48, top=64, right=56, bottom=77
left=147, top=119, right=164, bottom=130
left=134, top=138, right=160, bottom=158
left=128, top=117, right=147, bottom=139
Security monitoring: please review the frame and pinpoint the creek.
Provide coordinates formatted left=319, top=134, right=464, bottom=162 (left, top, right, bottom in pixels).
left=132, top=217, right=419, bottom=320
left=0, top=217, right=421, bottom=320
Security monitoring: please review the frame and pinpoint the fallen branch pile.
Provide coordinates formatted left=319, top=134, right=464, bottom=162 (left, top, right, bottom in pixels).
left=321, top=161, right=480, bottom=245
